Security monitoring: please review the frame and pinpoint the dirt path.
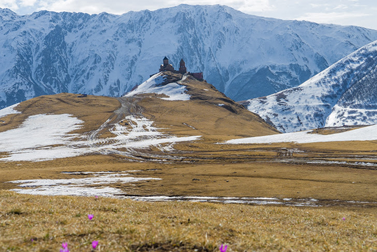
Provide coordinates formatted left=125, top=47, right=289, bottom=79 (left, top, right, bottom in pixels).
left=115, top=97, right=144, bottom=119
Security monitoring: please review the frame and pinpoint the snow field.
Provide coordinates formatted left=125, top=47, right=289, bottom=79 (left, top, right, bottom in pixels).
left=124, top=73, right=191, bottom=101
left=326, top=105, right=377, bottom=127
left=0, top=113, right=200, bottom=162
left=225, top=124, right=377, bottom=144
left=0, top=114, right=83, bottom=161
left=9, top=171, right=161, bottom=197
left=0, top=103, right=20, bottom=118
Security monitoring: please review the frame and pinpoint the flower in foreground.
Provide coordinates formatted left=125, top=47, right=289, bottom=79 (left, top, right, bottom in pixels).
left=60, top=242, right=69, bottom=252
left=92, top=240, right=99, bottom=249
left=88, top=214, right=94, bottom=220
left=219, top=244, right=228, bottom=252
left=343, top=217, right=346, bottom=221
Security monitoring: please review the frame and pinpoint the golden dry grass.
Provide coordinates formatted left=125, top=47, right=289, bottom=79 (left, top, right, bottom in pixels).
left=0, top=93, right=120, bottom=136
left=2, top=73, right=377, bottom=251
left=137, top=74, right=278, bottom=142
left=1, top=190, right=377, bottom=252
left=2, top=153, right=377, bottom=208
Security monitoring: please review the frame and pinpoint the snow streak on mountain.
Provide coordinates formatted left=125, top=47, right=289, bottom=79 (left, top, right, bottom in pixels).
left=246, top=40, right=377, bottom=133
left=1, top=5, right=377, bottom=108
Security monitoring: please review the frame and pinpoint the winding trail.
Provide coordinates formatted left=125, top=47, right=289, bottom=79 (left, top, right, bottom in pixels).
left=84, top=95, right=196, bottom=161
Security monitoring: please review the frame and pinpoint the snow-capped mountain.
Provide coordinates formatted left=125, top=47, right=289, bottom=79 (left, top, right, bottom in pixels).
left=1, top=5, right=377, bottom=109
left=245, top=39, right=377, bottom=133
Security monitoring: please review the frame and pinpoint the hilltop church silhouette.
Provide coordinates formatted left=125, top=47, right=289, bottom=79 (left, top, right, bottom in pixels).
left=159, top=57, right=203, bottom=81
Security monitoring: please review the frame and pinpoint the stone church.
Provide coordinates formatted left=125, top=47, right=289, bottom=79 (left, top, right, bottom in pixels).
left=159, top=56, right=175, bottom=72
left=158, top=56, right=203, bottom=80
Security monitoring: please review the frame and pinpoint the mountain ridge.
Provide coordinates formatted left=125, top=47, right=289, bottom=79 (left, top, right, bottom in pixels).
left=1, top=5, right=377, bottom=108
left=245, top=39, right=377, bottom=133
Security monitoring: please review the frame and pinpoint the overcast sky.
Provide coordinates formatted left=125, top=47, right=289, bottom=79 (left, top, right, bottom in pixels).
left=1, top=0, right=376, bottom=30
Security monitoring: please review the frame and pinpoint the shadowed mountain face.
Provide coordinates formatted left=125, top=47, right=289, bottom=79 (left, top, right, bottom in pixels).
left=245, top=40, right=377, bottom=133
left=1, top=5, right=377, bottom=108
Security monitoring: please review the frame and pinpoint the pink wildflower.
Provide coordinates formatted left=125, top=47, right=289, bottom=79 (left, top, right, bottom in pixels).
left=92, top=240, right=99, bottom=249
left=60, top=242, right=69, bottom=252
left=220, top=244, right=228, bottom=252
left=88, top=214, right=94, bottom=220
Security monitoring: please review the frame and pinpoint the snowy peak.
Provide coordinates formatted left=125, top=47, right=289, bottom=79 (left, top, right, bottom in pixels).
left=1, top=5, right=377, bottom=109
left=0, top=8, right=17, bottom=21
left=246, top=39, right=377, bottom=133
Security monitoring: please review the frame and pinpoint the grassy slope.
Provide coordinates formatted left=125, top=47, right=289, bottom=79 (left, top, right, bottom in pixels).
left=0, top=93, right=120, bottom=136
left=138, top=73, right=278, bottom=142
left=1, top=190, right=377, bottom=252
left=1, top=73, right=377, bottom=250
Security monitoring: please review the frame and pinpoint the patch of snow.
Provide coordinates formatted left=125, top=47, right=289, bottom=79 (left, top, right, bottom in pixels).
left=218, top=104, right=225, bottom=107
left=117, top=195, right=346, bottom=207
left=9, top=172, right=160, bottom=197
left=0, top=103, right=20, bottom=119
left=182, top=122, right=197, bottom=130
left=104, top=115, right=200, bottom=149
left=0, top=114, right=82, bottom=158
left=326, top=105, right=377, bottom=127
left=124, top=73, right=190, bottom=101
left=4, top=147, right=84, bottom=162
left=225, top=124, right=377, bottom=144
left=9, top=172, right=377, bottom=207
left=61, top=171, right=140, bottom=175
left=0, top=114, right=201, bottom=162
left=223, top=200, right=282, bottom=205
left=307, top=160, right=377, bottom=167
left=12, top=185, right=123, bottom=197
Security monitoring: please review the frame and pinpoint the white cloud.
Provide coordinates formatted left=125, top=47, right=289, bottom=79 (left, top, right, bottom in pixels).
left=297, top=11, right=371, bottom=25
left=0, top=0, right=19, bottom=10
left=20, top=0, right=38, bottom=7
left=238, top=0, right=274, bottom=13
left=334, top=4, right=348, bottom=10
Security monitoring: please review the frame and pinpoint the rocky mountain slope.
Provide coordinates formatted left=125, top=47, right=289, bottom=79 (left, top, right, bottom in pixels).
left=245, top=39, right=377, bottom=133
left=1, top=5, right=377, bottom=108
